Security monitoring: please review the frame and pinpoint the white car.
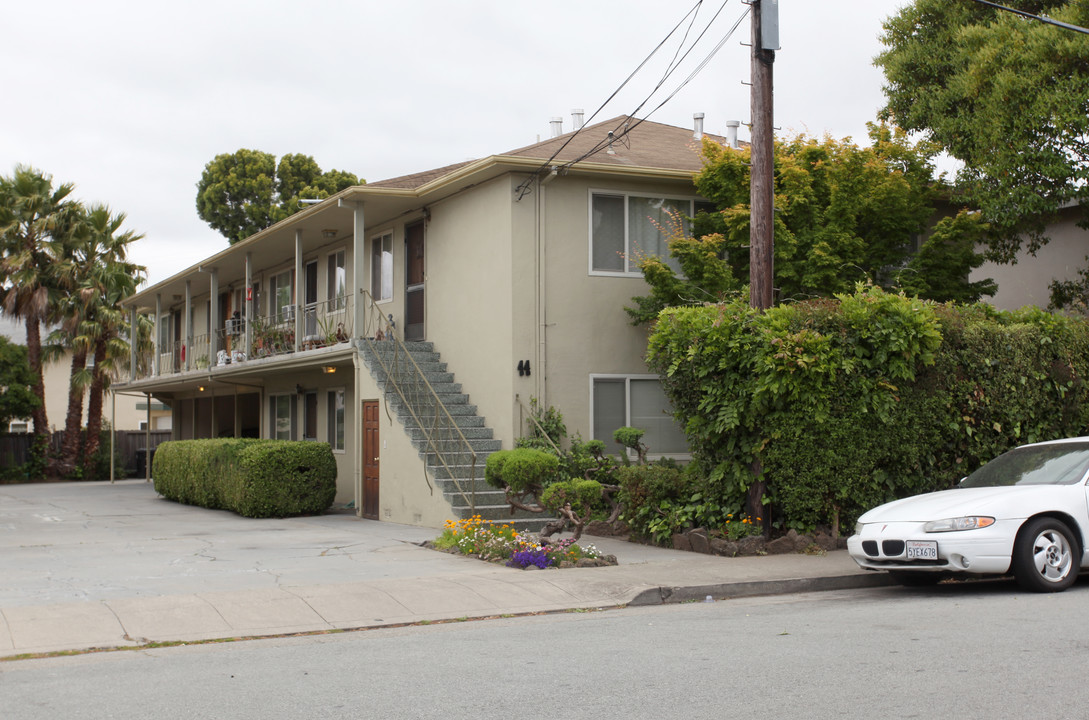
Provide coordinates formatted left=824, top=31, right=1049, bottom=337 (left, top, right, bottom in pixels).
left=848, top=437, right=1089, bottom=592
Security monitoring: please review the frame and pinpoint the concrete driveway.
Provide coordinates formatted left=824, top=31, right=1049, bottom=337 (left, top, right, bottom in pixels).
left=0, top=480, right=881, bottom=658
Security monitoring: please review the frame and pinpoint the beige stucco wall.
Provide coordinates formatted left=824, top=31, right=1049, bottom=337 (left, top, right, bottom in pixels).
left=358, top=369, right=458, bottom=527
left=971, top=210, right=1089, bottom=311
left=422, top=176, right=517, bottom=446
left=537, top=173, right=700, bottom=442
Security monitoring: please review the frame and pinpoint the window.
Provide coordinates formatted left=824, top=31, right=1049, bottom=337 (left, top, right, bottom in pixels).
left=269, top=270, right=293, bottom=322
left=591, top=375, right=688, bottom=457
left=372, top=232, right=393, bottom=302
left=8, top=421, right=28, bottom=434
left=270, top=394, right=295, bottom=440
left=327, top=389, right=345, bottom=451
left=590, top=192, right=707, bottom=275
left=327, top=249, right=346, bottom=310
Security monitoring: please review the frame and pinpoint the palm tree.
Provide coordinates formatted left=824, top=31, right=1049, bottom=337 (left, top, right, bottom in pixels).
left=72, top=205, right=145, bottom=479
left=0, top=166, right=76, bottom=454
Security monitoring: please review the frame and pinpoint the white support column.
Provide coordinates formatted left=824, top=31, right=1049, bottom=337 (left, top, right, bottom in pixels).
left=347, top=200, right=366, bottom=338
left=110, top=391, right=116, bottom=484
left=245, top=252, right=253, bottom=358
left=153, top=294, right=161, bottom=377
left=129, top=306, right=138, bottom=383
left=294, top=230, right=303, bottom=352
left=209, top=269, right=219, bottom=367
left=184, top=280, right=192, bottom=372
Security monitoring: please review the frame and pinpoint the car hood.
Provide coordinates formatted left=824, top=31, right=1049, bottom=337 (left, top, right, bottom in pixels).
left=858, top=485, right=1080, bottom=523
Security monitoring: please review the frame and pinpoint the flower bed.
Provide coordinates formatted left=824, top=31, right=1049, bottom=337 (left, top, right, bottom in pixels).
left=430, top=516, right=617, bottom=569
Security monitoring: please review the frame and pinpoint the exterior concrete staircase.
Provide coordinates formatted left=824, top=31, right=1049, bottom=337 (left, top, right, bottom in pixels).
left=359, top=339, right=550, bottom=531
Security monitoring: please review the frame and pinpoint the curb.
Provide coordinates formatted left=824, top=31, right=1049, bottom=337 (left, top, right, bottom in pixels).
left=628, top=572, right=895, bottom=606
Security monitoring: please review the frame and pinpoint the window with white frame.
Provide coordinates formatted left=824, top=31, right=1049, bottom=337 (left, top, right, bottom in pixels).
left=269, top=270, right=293, bottom=322
left=371, top=232, right=393, bottom=302
left=590, top=192, right=711, bottom=275
left=270, top=394, right=295, bottom=440
left=327, top=249, right=346, bottom=310
left=591, top=375, right=688, bottom=456
left=327, top=389, right=345, bottom=451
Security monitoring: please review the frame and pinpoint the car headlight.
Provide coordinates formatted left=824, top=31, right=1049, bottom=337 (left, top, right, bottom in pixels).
left=854, top=522, right=864, bottom=535
left=924, top=516, right=995, bottom=533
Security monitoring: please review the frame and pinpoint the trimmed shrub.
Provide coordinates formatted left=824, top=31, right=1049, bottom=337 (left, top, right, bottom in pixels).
left=153, top=438, right=336, bottom=518
left=484, top=448, right=561, bottom=495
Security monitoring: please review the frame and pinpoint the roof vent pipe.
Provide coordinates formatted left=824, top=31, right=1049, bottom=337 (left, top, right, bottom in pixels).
left=550, top=117, right=564, bottom=138
left=693, top=112, right=705, bottom=139
left=571, top=108, right=585, bottom=130
left=725, top=119, right=740, bottom=149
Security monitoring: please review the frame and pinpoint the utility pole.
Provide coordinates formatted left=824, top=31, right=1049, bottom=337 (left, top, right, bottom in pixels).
left=748, top=0, right=778, bottom=530
left=749, top=0, right=777, bottom=310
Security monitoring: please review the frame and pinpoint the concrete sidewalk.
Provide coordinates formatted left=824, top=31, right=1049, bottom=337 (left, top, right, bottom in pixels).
left=0, top=480, right=887, bottom=658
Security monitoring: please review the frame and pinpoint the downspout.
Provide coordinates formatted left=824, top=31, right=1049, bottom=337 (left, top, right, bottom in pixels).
left=536, top=174, right=548, bottom=406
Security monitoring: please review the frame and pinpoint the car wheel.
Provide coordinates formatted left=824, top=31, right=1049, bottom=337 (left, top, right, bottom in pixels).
left=888, top=571, right=942, bottom=587
left=1011, top=518, right=1079, bottom=593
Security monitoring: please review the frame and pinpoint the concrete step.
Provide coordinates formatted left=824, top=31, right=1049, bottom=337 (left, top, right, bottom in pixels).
left=402, top=414, right=486, bottom=430
left=414, top=435, right=499, bottom=452
left=407, top=426, right=494, bottom=442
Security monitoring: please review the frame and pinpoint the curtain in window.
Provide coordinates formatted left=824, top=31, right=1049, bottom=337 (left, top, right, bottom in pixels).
left=591, top=195, right=625, bottom=271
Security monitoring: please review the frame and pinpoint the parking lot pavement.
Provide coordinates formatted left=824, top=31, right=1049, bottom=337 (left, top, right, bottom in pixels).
left=0, top=480, right=885, bottom=657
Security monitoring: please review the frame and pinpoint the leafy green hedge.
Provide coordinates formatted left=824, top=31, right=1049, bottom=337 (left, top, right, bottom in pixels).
left=646, top=285, right=1089, bottom=533
left=153, top=439, right=337, bottom=518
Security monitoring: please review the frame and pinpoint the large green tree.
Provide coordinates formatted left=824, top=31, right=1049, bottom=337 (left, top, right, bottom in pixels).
left=77, top=205, right=145, bottom=479
left=195, top=150, right=362, bottom=244
left=627, top=126, right=994, bottom=323
left=0, top=335, right=39, bottom=429
left=45, top=203, right=145, bottom=477
left=878, top=1, right=1089, bottom=292
left=0, top=166, right=76, bottom=442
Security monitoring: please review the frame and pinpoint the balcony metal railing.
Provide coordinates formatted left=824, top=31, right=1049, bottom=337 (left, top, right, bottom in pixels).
left=127, top=297, right=355, bottom=380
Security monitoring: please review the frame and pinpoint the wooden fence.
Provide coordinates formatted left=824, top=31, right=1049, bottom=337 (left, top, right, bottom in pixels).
left=0, top=430, right=173, bottom=478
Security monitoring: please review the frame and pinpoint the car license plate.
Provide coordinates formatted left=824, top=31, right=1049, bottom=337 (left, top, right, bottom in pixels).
left=906, top=540, right=938, bottom=560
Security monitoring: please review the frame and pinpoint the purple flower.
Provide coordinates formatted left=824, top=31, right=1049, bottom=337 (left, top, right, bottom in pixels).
left=508, top=548, right=553, bottom=569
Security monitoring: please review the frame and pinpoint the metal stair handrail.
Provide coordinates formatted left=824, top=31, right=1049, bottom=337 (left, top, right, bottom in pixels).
left=360, top=291, right=477, bottom=514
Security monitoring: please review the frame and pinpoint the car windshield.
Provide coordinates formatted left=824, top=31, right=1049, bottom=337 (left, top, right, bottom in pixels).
left=960, top=442, right=1089, bottom=488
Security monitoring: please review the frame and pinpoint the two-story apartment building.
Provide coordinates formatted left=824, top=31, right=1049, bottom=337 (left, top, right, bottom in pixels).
left=116, top=116, right=723, bottom=528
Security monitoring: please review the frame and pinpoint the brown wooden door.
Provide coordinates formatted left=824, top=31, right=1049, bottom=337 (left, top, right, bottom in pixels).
left=362, top=400, right=380, bottom=519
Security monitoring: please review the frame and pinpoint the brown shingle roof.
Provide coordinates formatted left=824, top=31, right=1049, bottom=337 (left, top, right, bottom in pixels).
left=366, top=116, right=733, bottom=190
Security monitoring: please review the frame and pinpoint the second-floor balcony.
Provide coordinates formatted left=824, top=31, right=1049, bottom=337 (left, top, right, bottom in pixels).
left=136, top=297, right=355, bottom=381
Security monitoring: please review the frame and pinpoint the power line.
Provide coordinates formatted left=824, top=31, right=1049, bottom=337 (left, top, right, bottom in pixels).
left=550, top=1, right=747, bottom=174
left=516, top=0, right=746, bottom=196
left=514, top=1, right=709, bottom=198
left=969, top=0, right=1089, bottom=34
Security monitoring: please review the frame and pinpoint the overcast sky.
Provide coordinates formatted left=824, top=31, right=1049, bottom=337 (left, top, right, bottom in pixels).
left=2, top=0, right=909, bottom=288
